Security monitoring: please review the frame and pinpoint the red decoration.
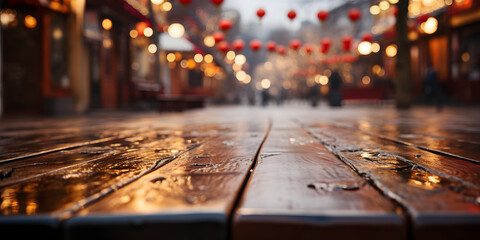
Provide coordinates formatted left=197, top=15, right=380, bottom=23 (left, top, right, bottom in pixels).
left=178, top=0, right=192, bottom=6
left=342, top=36, right=353, bottom=52
left=276, top=45, right=286, bottom=55
left=219, top=19, right=233, bottom=31
left=250, top=39, right=262, bottom=52
left=304, top=44, right=313, bottom=55
left=232, top=39, right=245, bottom=52
left=361, top=33, right=373, bottom=42
left=210, top=0, right=224, bottom=7
left=257, top=8, right=266, bottom=19
left=317, top=11, right=329, bottom=23
left=417, top=13, right=430, bottom=24
left=289, top=39, right=302, bottom=51
left=287, top=10, right=297, bottom=21
left=266, top=41, right=277, bottom=52
left=212, top=31, right=225, bottom=43
left=348, top=8, right=362, bottom=22
left=392, top=5, right=398, bottom=17
left=217, top=41, right=229, bottom=52
left=320, top=38, right=331, bottom=53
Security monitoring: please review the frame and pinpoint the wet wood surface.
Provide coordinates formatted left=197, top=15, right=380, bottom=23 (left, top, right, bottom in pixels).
left=0, top=107, right=479, bottom=240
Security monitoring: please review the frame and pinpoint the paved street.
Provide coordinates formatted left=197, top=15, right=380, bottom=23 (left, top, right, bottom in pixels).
left=0, top=104, right=479, bottom=239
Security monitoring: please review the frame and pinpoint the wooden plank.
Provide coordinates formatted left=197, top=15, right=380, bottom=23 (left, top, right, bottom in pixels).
left=233, top=120, right=405, bottom=240
left=303, top=123, right=480, bottom=239
left=0, top=124, right=219, bottom=238
left=64, top=121, right=269, bottom=240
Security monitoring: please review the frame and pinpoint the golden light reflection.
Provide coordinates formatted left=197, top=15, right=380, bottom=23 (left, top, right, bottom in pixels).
left=371, top=42, right=380, bottom=53
left=26, top=202, right=37, bottom=215
left=143, top=27, right=153, bottom=37
left=167, top=53, right=176, bottom=62
left=386, top=44, right=398, bottom=57
left=362, top=76, right=371, bottom=85
left=370, top=5, right=381, bottom=15
left=420, top=17, right=438, bottom=34
left=24, top=15, right=37, bottom=28
left=102, top=18, right=112, bottom=30
left=379, top=1, right=390, bottom=10
left=261, top=79, right=271, bottom=89
left=204, top=54, right=214, bottom=63
left=204, top=36, right=215, bottom=47
left=234, top=54, right=247, bottom=65
left=358, top=41, right=372, bottom=55
left=129, top=29, right=138, bottom=38
left=194, top=53, right=203, bottom=63
left=162, top=1, right=173, bottom=11
left=187, top=59, right=196, bottom=69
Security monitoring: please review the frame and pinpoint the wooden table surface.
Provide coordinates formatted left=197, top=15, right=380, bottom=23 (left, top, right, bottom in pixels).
left=0, top=106, right=479, bottom=240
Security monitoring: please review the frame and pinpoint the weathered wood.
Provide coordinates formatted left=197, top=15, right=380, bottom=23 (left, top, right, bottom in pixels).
left=303, top=123, right=480, bottom=239
left=64, top=122, right=269, bottom=240
left=233, top=120, right=405, bottom=240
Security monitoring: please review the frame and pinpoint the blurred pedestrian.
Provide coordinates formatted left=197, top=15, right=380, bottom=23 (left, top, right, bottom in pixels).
left=261, top=89, right=270, bottom=107
left=329, top=70, right=342, bottom=107
left=308, top=85, right=319, bottom=107
left=423, top=65, right=443, bottom=110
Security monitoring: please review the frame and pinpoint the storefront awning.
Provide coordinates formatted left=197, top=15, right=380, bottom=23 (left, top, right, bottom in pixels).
left=159, top=33, right=194, bottom=52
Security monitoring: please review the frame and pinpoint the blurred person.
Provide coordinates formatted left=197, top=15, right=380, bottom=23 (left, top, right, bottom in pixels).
left=423, top=65, right=443, bottom=110
left=261, top=89, right=270, bottom=107
left=308, top=85, right=319, bottom=107
left=329, top=70, right=342, bottom=107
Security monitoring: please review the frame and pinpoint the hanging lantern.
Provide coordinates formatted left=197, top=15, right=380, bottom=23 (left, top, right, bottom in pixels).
left=287, top=10, right=297, bottom=21
left=320, top=38, right=331, bottom=53
left=276, top=45, right=286, bottom=55
left=361, top=33, right=373, bottom=42
left=348, top=8, right=362, bottom=22
left=178, top=0, right=192, bottom=6
left=210, top=0, right=224, bottom=8
left=212, top=31, right=225, bottom=43
left=304, top=44, right=313, bottom=55
left=217, top=41, right=230, bottom=53
left=250, top=39, right=262, bottom=52
left=266, top=41, right=277, bottom=52
left=257, top=8, right=266, bottom=20
left=317, top=11, right=329, bottom=23
left=342, top=36, right=353, bottom=52
left=232, top=39, right=245, bottom=52
left=219, top=19, right=233, bottom=32
left=289, top=39, right=302, bottom=51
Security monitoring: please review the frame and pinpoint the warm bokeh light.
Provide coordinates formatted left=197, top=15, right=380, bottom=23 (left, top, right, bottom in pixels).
left=148, top=44, right=157, bottom=54
left=388, top=0, right=399, bottom=3
left=180, top=59, right=188, bottom=68
left=168, top=23, right=185, bottom=38
left=319, top=75, right=329, bottom=85
left=162, top=2, right=172, bottom=11
left=421, top=17, right=438, bottom=34
left=204, top=36, right=215, bottom=47
left=103, top=39, right=113, bottom=48
left=53, top=28, right=63, bottom=40
left=175, top=52, right=182, bottom=61
left=144, top=27, right=153, bottom=37
left=167, top=53, right=176, bottom=62
left=151, top=0, right=164, bottom=5
left=236, top=71, right=247, bottom=81
left=370, top=5, right=380, bottom=15
left=204, top=54, right=214, bottom=63
left=102, top=18, right=113, bottom=30
left=234, top=54, right=246, bottom=65
left=24, top=15, right=37, bottom=28
left=187, top=59, right=196, bottom=69
left=232, top=64, right=242, bottom=72
left=194, top=54, right=203, bottom=63
left=264, top=61, right=273, bottom=70
left=129, top=29, right=138, bottom=38
left=261, top=79, right=271, bottom=89
left=386, top=44, right=398, bottom=57
left=243, top=74, right=251, bottom=84
left=379, top=1, right=390, bottom=11
left=362, top=76, right=371, bottom=85
left=358, top=41, right=372, bottom=55
left=371, top=42, right=380, bottom=53
left=226, top=51, right=236, bottom=61
left=461, top=52, right=470, bottom=62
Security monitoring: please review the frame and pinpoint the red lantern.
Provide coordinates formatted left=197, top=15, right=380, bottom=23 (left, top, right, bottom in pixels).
left=178, top=0, right=192, bottom=6
left=392, top=5, right=398, bottom=17
left=232, top=39, right=245, bottom=52
left=217, top=41, right=229, bottom=52
left=361, top=33, right=373, bottom=42
left=266, top=41, right=277, bottom=52
left=317, top=10, right=329, bottom=23
left=212, top=31, right=225, bottom=43
left=289, top=39, right=302, bottom=51
left=304, top=44, right=313, bottom=55
left=257, top=8, right=266, bottom=19
left=348, top=8, right=362, bottom=22
left=250, top=39, right=262, bottom=52
left=287, top=10, right=297, bottom=21
left=417, top=13, right=430, bottom=24
left=320, top=38, right=331, bottom=53
left=219, top=19, right=233, bottom=32
left=276, top=45, right=286, bottom=55
left=342, top=36, right=353, bottom=52
left=210, top=0, right=224, bottom=7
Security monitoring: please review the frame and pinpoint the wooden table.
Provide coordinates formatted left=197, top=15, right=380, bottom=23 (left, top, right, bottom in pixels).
left=0, top=106, right=479, bottom=240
